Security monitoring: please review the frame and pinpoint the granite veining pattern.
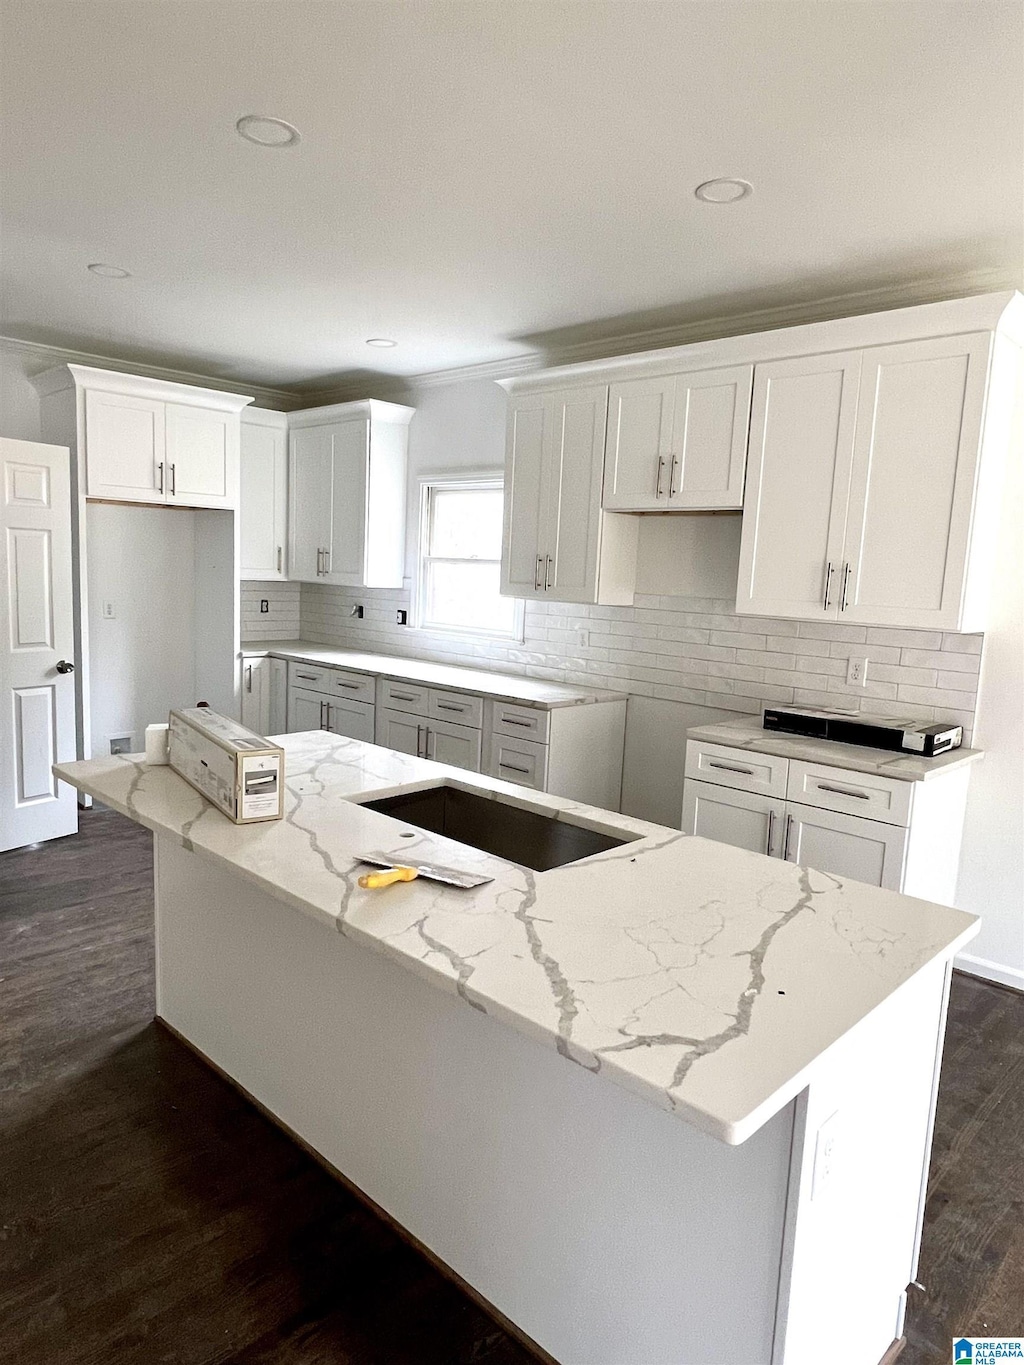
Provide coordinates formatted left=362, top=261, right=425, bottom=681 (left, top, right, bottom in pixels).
left=55, top=732, right=977, bottom=1144
left=239, top=639, right=626, bottom=709
left=687, top=718, right=983, bottom=781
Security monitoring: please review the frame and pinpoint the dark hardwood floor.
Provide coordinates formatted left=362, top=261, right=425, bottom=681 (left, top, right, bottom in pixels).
left=1, top=808, right=1021, bottom=1364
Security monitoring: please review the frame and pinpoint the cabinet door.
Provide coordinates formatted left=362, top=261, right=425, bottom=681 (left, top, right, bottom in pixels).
left=736, top=352, right=861, bottom=620
left=682, top=780, right=784, bottom=858
left=84, top=389, right=165, bottom=501
left=544, top=384, right=608, bottom=604
left=288, top=687, right=327, bottom=733
left=289, top=426, right=334, bottom=582
left=267, top=658, right=288, bottom=735
left=376, top=707, right=423, bottom=757
left=240, top=417, right=288, bottom=579
left=782, top=801, right=908, bottom=890
left=668, top=365, right=753, bottom=509
left=426, top=718, right=482, bottom=772
left=325, top=698, right=375, bottom=743
left=839, top=333, right=992, bottom=629
left=240, top=656, right=265, bottom=731
left=603, top=374, right=676, bottom=511
left=165, top=404, right=236, bottom=508
left=326, top=419, right=369, bottom=585
left=501, top=391, right=550, bottom=599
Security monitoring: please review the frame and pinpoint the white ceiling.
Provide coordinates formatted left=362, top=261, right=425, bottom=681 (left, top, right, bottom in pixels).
left=2, top=0, right=1022, bottom=393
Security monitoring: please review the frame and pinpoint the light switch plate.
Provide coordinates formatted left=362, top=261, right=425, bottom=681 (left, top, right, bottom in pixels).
left=812, top=1109, right=840, bottom=1199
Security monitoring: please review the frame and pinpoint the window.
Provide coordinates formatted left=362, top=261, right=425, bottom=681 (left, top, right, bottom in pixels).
left=414, top=473, right=523, bottom=639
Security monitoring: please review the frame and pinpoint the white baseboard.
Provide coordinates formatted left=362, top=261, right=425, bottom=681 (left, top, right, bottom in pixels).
left=955, top=952, right=1024, bottom=993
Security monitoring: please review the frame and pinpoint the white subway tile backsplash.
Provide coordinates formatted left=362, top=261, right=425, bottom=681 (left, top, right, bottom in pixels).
left=296, top=583, right=981, bottom=744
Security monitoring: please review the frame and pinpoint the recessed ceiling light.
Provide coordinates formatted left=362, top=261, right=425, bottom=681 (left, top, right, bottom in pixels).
left=87, top=262, right=131, bottom=278
left=235, top=114, right=301, bottom=148
left=694, top=178, right=753, bottom=204
left=366, top=337, right=398, bottom=348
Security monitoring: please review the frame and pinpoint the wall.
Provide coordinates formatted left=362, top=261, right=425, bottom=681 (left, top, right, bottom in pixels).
left=240, top=581, right=301, bottom=641
left=0, top=345, right=43, bottom=440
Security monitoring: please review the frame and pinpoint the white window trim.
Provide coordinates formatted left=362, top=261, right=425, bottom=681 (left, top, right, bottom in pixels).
left=411, top=469, right=525, bottom=643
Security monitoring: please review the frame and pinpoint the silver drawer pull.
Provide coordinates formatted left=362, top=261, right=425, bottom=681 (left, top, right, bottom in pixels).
left=336, top=680, right=363, bottom=689
left=501, top=717, right=535, bottom=728
left=500, top=762, right=530, bottom=774
left=295, top=672, right=318, bottom=681
left=389, top=691, right=418, bottom=702
left=436, top=702, right=466, bottom=712
left=707, top=760, right=754, bottom=775
left=817, top=782, right=870, bottom=800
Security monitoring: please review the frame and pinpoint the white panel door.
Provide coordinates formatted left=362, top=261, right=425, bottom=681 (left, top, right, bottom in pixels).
left=84, top=388, right=165, bottom=501
left=325, top=698, right=375, bottom=743
left=668, top=365, right=753, bottom=510
left=289, top=426, right=334, bottom=582
left=288, top=687, right=327, bottom=733
left=783, top=801, right=908, bottom=890
left=682, top=780, right=784, bottom=858
left=165, top=404, right=236, bottom=508
left=376, top=707, right=423, bottom=757
left=426, top=718, right=482, bottom=772
left=1, top=439, right=78, bottom=851
left=545, top=384, right=608, bottom=604
left=501, top=392, right=550, bottom=599
left=603, top=374, right=676, bottom=510
left=735, top=352, right=861, bottom=620
left=326, top=420, right=369, bottom=584
left=240, top=417, right=288, bottom=579
left=839, top=333, right=992, bottom=629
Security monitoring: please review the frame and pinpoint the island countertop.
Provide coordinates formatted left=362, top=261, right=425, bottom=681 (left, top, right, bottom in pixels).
left=54, top=732, right=978, bottom=1145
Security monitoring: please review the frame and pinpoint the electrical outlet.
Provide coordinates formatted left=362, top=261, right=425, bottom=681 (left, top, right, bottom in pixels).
left=812, top=1109, right=840, bottom=1200
left=577, top=629, right=589, bottom=648
left=846, top=656, right=868, bottom=686
left=350, top=604, right=364, bottom=619
left=260, top=599, right=269, bottom=614
left=102, top=600, right=116, bottom=620
left=109, top=735, right=133, bottom=755
left=396, top=609, right=408, bottom=625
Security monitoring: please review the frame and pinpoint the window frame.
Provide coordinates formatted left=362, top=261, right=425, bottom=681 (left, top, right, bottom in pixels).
left=412, top=469, right=524, bottom=642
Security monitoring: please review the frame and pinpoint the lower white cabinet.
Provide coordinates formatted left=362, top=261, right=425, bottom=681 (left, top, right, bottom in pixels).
left=240, top=655, right=287, bottom=736
left=290, top=684, right=374, bottom=741
left=427, top=717, right=482, bottom=771
left=377, top=704, right=482, bottom=772
left=682, top=737, right=971, bottom=902
left=376, top=707, right=423, bottom=757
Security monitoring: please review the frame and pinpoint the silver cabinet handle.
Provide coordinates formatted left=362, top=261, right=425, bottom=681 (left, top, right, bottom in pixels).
left=295, top=672, right=318, bottom=681
left=535, top=555, right=544, bottom=591
left=822, top=560, right=834, bottom=611
left=544, top=555, right=552, bottom=591
left=276, top=546, right=282, bottom=574
left=501, top=717, right=534, bottom=728
left=336, top=680, right=363, bottom=690
left=426, top=728, right=435, bottom=760
left=315, top=548, right=322, bottom=577
left=707, top=760, right=754, bottom=775
left=435, top=702, right=466, bottom=713
left=783, top=813, right=794, bottom=860
left=500, top=761, right=530, bottom=775
left=170, top=462, right=176, bottom=496
left=157, top=462, right=164, bottom=494
left=765, top=808, right=775, bottom=856
left=415, top=723, right=424, bottom=757
left=668, top=453, right=679, bottom=498
left=655, top=455, right=666, bottom=498
left=817, top=782, right=870, bottom=800
left=840, top=562, right=851, bottom=612
left=389, top=691, right=418, bottom=702
left=245, top=664, right=252, bottom=694
left=319, top=699, right=326, bottom=728
left=322, top=547, right=331, bottom=575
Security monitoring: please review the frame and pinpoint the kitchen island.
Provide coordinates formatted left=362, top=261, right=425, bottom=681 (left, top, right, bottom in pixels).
left=54, top=731, right=978, bottom=1365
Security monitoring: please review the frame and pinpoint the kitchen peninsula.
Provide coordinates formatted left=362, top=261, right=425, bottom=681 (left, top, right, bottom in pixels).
left=54, top=731, right=978, bottom=1365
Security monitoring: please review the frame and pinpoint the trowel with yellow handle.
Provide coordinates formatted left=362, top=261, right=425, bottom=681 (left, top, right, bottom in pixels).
left=357, top=853, right=494, bottom=890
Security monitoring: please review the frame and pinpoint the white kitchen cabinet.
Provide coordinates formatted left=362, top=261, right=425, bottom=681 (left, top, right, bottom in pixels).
left=781, top=801, right=907, bottom=891
left=377, top=707, right=424, bottom=757
left=289, top=686, right=329, bottom=732
left=83, top=389, right=166, bottom=501
left=736, top=330, right=1011, bottom=630
left=240, top=408, right=288, bottom=580
left=241, top=655, right=288, bottom=735
left=499, top=382, right=637, bottom=605
left=682, top=781, right=785, bottom=858
left=603, top=364, right=752, bottom=511
left=324, top=696, right=376, bottom=743
left=288, top=400, right=413, bottom=588
left=164, top=402, right=237, bottom=509
left=425, top=716, right=482, bottom=771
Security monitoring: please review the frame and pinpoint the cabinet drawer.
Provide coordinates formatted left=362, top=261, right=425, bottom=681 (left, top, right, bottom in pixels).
left=288, top=662, right=332, bottom=694
left=684, top=740, right=788, bottom=798
left=491, top=700, right=550, bottom=745
left=786, top=761, right=912, bottom=828
left=329, top=670, right=375, bottom=704
left=379, top=678, right=430, bottom=716
left=429, top=689, right=483, bottom=729
left=488, top=735, right=548, bottom=791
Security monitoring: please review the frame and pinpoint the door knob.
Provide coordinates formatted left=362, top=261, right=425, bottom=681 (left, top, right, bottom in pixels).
left=55, top=660, right=75, bottom=674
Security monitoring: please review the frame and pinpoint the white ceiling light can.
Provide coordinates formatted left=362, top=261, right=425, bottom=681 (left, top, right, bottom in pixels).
left=365, top=338, right=398, bottom=348
left=694, top=178, right=753, bottom=204
left=87, top=263, right=131, bottom=278
left=235, top=114, right=301, bottom=148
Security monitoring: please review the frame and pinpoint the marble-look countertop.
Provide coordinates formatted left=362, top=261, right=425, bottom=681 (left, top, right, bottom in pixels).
left=54, top=733, right=977, bottom=1145
left=687, top=718, right=982, bottom=782
left=240, top=639, right=625, bottom=710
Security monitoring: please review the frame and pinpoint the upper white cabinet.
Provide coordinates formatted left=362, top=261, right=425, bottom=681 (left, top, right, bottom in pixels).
left=53, top=367, right=249, bottom=510
left=603, top=364, right=753, bottom=511
left=499, top=383, right=637, bottom=605
left=736, top=331, right=1006, bottom=630
left=240, top=408, right=288, bottom=580
left=288, top=400, right=413, bottom=588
